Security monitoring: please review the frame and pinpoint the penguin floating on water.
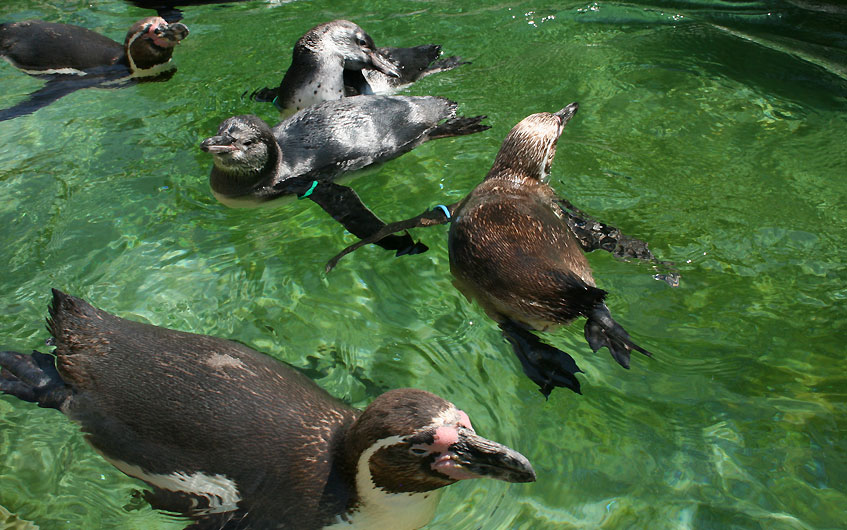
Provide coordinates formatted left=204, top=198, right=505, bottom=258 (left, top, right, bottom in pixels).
left=123, top=0, right=248, bottom=22
left=0, top=16, right=188, bottom=121
left=201, top=95, right=489, bottom=256
left=0, top=289, right=535, bottom=529
left=252, top=20, right=467, bottom=117
left=326, top=104, right=661, bottom=396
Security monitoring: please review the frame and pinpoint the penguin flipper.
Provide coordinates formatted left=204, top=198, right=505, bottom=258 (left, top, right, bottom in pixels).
left=0, top=350, right=70, bottom=410
left=584, top=303, right=652, bottom=369
left=499, top=320, right=582, bottom=398
left=0, top=77, right=103, bottom=122
left=325, top=201, right=459, bottom=272
left=297, top=180, right=429, bottom=258
left=556, top=197, right=680, bottom=287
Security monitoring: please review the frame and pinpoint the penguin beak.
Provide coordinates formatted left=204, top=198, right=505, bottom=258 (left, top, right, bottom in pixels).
left=200, top=134, right=236, bottom=154
left=368, top=49, right=401, bottom=78
left=553, top=102, right=579, bottom=126
left=153, top=22, right=189, bottom=46
left=433, top=428, right=536, bottom=483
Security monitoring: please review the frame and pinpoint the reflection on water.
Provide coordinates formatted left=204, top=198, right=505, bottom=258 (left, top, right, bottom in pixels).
left=1, top=0, right=845, bottom=528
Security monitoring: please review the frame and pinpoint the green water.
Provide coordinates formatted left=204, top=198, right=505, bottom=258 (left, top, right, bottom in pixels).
left=1, top=0, right=845, bottom=528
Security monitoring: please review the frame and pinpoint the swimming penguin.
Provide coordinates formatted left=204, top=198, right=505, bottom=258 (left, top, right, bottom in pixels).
left=0, top=289, right=535, bottom=529
left=446, top=103, right=652, bottom=396
left=0, top=17, right=188, bottom=121
left=124, top=0, right=248, bottom=22
left=324, top=104, right=656, bottom=396
left=251, top=20, right=466, bottom=117
left=200, top=95, right=489, bottom=255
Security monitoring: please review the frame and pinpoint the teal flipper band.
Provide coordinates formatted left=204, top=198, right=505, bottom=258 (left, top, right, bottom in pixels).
left=298, top=180, right=318, bottom=200
left=434, top=204, right=451, bottom=219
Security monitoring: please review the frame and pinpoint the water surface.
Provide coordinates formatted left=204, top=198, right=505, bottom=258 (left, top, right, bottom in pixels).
left=1, top=0, right=845, bottom=528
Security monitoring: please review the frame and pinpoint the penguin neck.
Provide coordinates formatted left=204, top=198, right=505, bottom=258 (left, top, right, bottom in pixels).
left=278, top=47, right=346, bottom=114
left=328, top=434, right=442, bottom=530
left=484, top=166, right=547, bottom=190
left=209, top=143, right=287, bottom=205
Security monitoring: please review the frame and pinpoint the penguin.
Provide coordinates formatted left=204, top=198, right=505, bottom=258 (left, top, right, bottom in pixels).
left=251, top=20, right=467, bottom=118
left=445, top=103, right=652, bottom=396
left=323, top=104, right=657, bottom=396
left=0, top=289, right=535, bottom=529
left=124, top=0, right=249, bottom=22
left=200, top=95, right=489, bottom=256
left=0, top=17, right=188, bottom=121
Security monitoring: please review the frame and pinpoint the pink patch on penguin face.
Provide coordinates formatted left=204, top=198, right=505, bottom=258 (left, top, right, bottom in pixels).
left=147, top=18, right=177, bottom=48
left=430, top=426, right=459, bottom=453
left=456, top=409, right=473, bottom=431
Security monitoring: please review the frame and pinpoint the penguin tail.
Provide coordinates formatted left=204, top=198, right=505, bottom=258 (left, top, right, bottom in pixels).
left=429, top=115, right=490, bottom=139
left=584, top=303, right=651, bottom=369
left=0, top=350, right=70, bottom=410
left=500, top=320, right=582, bottom=398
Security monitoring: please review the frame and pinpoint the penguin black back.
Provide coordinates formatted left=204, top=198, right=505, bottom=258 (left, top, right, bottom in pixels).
left=0, top=290, right=535, bottom=529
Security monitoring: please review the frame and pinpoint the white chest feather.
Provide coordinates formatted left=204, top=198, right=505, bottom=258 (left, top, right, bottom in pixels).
left=100, top=454, right=241, bottom=515
left=323, top=436, right=443, bottom=530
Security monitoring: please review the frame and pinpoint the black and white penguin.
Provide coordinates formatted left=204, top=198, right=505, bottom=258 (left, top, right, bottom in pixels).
left=0, top=289, right=535, bottom=529
left=124, top=0, right=248, bottom=22
left=0, top=17, right=188, bottom=120
left=323, top=104, right=656, bottom=396
left=252, top=20, right=466, bottom=117
left=200, top=95, right=488, bottom=255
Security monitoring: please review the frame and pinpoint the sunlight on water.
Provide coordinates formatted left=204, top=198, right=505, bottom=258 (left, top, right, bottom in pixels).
left=1, top=0, right=845, bottom=528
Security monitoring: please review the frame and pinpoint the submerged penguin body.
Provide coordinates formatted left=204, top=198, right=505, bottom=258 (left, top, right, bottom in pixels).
left=0, top=290, right=535, bottom=529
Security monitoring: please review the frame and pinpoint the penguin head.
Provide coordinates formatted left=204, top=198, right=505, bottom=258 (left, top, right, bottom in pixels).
left=488, top=102, right=579, bottom=183
left=124, top=17, right=189, bottom=72
left=302, top=20, right=401, bottom=78
left=200, top=115, right=279, bottom=179
left=346, top=389, right=535, bottom=495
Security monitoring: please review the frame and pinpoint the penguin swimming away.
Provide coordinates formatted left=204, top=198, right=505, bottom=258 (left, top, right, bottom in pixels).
left=200, top=95, right=489, bottom=256
left=124, top=0, right=248, bottom=22
left=0, top=289, right=535, bottom=529
left=251, top=20, right=467, bottom=118
left=0, top=17, right=188, bottom=121
left=325, top=104, right=656, bottom=397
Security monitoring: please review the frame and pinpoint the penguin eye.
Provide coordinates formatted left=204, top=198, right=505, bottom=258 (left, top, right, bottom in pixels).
left=242, top=140, right=253, bottom=147
left=409, top=446, right=430, bottom=456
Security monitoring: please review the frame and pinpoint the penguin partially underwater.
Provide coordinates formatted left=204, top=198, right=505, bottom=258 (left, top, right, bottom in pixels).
left=326, top=103, right=665, bottom=396
left=200, top=95, right=489, bottom=256
left=251, top=20, right=467, bottom=118
left=124, top=0, right=248, bottom=22
left=0, top=17, right=188, bottom=121
left=0, top=289, right=535, bottom=529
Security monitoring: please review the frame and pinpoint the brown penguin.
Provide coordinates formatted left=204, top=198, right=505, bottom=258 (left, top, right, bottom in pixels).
left=446, top=103, right=651, bottom=396
left=0, top=289, right=534, bottom=529
left=324, top=103, right=655, bottom=396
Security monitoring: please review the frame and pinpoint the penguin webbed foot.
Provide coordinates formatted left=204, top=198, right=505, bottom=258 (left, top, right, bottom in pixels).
left=499, top=321, right=582, bottom=398
left=0, top=350, right=69, bottom=410
left=584, top=304, right=652, bottom=370
left=376, top=232, right=429, bottom=257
